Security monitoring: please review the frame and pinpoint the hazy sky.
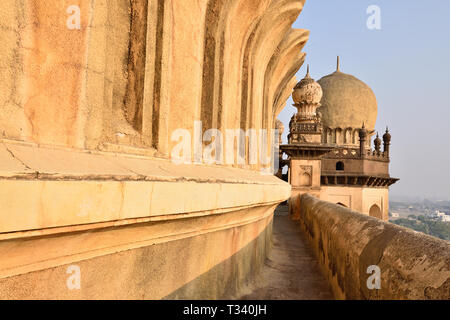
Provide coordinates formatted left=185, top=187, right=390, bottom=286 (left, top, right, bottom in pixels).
left=278, top=0, right=450, bottom=201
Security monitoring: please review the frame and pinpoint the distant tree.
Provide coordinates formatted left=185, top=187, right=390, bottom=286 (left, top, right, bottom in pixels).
left=393, top=217, right=450, bottom=241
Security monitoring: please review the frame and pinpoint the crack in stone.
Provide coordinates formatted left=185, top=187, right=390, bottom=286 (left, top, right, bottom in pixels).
left=3, top=145, right=33, bottom=171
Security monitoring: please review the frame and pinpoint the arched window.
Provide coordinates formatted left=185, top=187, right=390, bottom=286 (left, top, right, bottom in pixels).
left=345, top=128, right=352, bottom=144
left=326, top=128, right=332, bottom=143
left=369, top=204, right=382, bottom=219
left=336, top=161, right=344, bottom=171
left=335, top=128, right=343, bottom=144
left=299, top=172, right=312, bottom=186
left=353, top=130, right=359, bottom=144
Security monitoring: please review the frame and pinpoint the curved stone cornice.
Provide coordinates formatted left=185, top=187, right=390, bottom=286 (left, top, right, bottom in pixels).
left=246, top=0, right=306, bottom=130
left=274, top=75, right=301, bottom=119
left=214, top=0, right=273, bottom=131
left=266, top=29, right=309, bottom=119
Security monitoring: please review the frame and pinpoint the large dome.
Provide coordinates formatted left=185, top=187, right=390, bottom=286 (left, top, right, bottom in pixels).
left=317, top=68, right=377, bottom=131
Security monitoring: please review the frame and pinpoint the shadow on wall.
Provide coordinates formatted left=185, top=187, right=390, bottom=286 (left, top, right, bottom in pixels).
left=164, top=221, right=273, bottom=299
left=0, top=209, right=274, bottom=300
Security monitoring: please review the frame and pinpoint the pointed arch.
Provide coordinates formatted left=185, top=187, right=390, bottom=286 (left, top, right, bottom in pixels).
left=369, top=204, right=382, bottom=219
left=269, top=29, right=309, bottom=120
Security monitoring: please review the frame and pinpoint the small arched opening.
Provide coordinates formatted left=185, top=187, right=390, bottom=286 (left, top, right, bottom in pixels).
left=325, top=128, right=333, bottom=143
left=336, top=161, right=344, bottom=171
left=335, top=128, right=343, bottom=144
left=344, top=128, right=352, bottom=144
left=337, top=202, right=347, bottom=207
left=369, top=204, right=382, bottom=219
left=299, top=172, right=312, bottom=186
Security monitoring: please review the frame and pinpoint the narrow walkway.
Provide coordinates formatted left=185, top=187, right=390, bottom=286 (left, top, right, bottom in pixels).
left=240, top=205, right=334, bottom=299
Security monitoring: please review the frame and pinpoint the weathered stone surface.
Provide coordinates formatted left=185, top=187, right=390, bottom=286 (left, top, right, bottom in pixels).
left=0, top=0, right=309, bottom=162
left=318, top=70, right=378, bottom=133
left=0, top=0, right=308, bottom=299
left=0, top=205, right=275, bottom=299
left=238, top=205, right=334, bottom=300
left=0, top=140, right=290, bottom=235
left=297, top=194, right=450, bottom=300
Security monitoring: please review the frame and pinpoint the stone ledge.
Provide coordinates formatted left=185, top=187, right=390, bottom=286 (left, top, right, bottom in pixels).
left=0, top=140, right=291, bottom=235
left=297, top=194, right=450, bottom=300
left=0, top=203, right=276, bottom=281
left=0, top=139, right=285, bottom=185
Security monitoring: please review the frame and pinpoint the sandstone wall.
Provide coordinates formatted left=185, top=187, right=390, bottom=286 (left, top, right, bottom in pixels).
left=0, top=0, right=308, bottom=165
left=297, top=194, right=449, bottom=300
left=0, top=0, right=307, bottom=299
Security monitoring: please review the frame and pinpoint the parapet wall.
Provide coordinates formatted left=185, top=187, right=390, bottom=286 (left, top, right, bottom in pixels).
left=297, top=194, right=450, bottom=300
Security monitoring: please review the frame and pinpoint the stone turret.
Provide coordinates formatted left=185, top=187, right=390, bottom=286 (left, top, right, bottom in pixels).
left=374, top=132, right=381, bottom=154
left=289, top=66, right=324, bottom=144
left=383, top=127, right=391, bottom=157
left=359, top=122, right=368, bottom=157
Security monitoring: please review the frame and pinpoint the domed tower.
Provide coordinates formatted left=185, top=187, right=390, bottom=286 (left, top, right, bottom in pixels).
left=281, top=58, right=399, bottom=222
left=281, top=66, right=334, bottom=207
left=318, top=57, right=377, bottom=148
left=288, top=66, right=324, bottom=144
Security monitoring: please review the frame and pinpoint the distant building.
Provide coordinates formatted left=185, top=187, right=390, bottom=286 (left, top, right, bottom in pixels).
left=281, top=58, right=399, bottom=221
left=429, top=210, right=450, bottom=222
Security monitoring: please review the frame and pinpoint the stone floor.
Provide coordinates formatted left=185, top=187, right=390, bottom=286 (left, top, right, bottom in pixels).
left=239, top=205, right=334, bottom=300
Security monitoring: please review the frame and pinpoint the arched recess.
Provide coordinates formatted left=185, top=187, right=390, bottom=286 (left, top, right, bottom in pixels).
left=327, top=128, right=333, bottom=144
left=244, top=0, right=306, bottom=133
left=220, top=0, right=273, bottom=133
left=369, top=204, right=382, bottom=219
left=269, top=29, right=308, bottom=142
left=353, top=129, right=359, bottom=144
left=91, top=0, right=168, bottom=151
left=200, top=0, right=230, bottom=134
left=266, top=28, right=309, bottom=124
left=344, top=128, right=352, bottom=144
left=74, top=0, right=150, bottom=149
left=158, top=0, right=213, bottom=155
left=196, top=0, right=308, bottom=167
left=200, top=0, right=273, bottom=134
left=335, top=128, right=343, bottom=144
left=242, top=0, right=306, bottom=168
left=299, top=172, right=312, bottom=186
left=274, top=75, right=301, bottom=122
left=1, top=0, right=143, bottom=148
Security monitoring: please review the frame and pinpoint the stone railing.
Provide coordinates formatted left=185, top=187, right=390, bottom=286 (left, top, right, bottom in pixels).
left=295, top=194, right=450, bottom=300
left=325, top=147, right=389, bottom=161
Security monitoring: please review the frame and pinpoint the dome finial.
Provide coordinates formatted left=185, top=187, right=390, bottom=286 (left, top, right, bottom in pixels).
left=337, top=56, right=340, bottom=72
left=306, top=64, right=310, bottom=77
